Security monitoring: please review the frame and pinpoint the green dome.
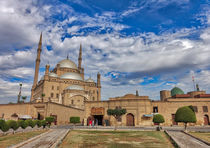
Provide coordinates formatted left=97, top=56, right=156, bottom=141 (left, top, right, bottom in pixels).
left=171, top=87, right=184, bottom=96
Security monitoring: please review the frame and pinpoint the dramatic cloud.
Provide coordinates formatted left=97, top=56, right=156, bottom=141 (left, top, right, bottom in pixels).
left=0, top=0, right=210, bottom=103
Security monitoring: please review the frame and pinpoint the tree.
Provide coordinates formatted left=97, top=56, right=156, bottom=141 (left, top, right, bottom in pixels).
left=153, top=114, right=165, bottom=130
left=36, top=120, right=42, bottom=128
left=7, top=120, right=19, bottom=134
left=21, top=96, right=27, bottom=103
left=0, top=121, right=9, bottom=133
left=0, top=120, right=9, bottom=133
left=25, top=119, right=36, bottom=128
left=175, top=106, right=196, bottom=130
left=45, top=117, right=55, bottom=127
left=18, top=120, right=28, bottom=129
left=41, top=120, right=47, bottom=128
left=70, top=117, right=80, bottom=126
left=33, top=120, right=38, bottom=127
left=107, top=108, right=126, bottom=130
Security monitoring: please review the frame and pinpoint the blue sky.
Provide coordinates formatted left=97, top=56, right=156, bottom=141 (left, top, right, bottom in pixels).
left=0, top=0, right=210, bottom=103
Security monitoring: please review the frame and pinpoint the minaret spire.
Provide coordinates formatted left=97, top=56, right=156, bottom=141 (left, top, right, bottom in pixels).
left=78, top=44, right=82, bottom=70
left=31, top=33, right=42, bottom=101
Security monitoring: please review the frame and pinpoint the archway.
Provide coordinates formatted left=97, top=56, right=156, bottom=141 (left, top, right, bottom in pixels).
left=126, top=113, right=135, bottom=126
left=37, top=112, right=44, bottom=120
left=204, top=115, right=209, bottom=125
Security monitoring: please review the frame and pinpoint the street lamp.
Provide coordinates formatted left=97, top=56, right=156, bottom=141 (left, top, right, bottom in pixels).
left=17, top=83, right=22, bottom=103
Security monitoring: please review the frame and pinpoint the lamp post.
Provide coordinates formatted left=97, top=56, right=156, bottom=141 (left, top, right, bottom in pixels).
left=17, top=83, right=22, bottom=103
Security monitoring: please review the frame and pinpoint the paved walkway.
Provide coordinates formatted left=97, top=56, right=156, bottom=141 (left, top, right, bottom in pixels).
left=167, top=131, right=210, bottom=148
left=12, top=128, right=69, bottom=148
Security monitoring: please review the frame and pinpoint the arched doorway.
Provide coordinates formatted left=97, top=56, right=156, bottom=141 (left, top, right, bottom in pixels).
left=126, top=113, right=135, bottom=126
left=204, top=115, right=209, bottom=125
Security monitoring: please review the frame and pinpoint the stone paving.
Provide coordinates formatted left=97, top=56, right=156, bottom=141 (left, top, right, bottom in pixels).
left=167, top=130, right=210, bottom=148
left=12, top=128, right=69, bottom=148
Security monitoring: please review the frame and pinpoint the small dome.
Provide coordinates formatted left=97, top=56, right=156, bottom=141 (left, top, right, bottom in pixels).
left=171, top=87, right=184, bottom=96
left=86, top=77, right=95, bottom=83
left=65, top=85, right=84, bottom=91
left=58, top=59, right=77, bottom=69
left=49, top=72, right=58, bottom=77
left=60, top=72, right=83, bottom=81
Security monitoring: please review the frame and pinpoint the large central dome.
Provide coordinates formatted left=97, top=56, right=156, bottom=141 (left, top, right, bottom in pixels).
left=60, top=72, right=83, bottom=81
left=58, top=59, right=78, bottom=69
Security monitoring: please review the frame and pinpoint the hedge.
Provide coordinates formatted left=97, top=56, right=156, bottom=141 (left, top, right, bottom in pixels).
left=70, top=117, right=80, bottom=124
left=37, top=120, right=42, bottom=127
left=175, top=106, right=196, bottom=123
left=25, top=119, right=36, bottom=128
left=153, top=114, right=165, bottom=124
left=0, top=120, right=9, bottom=132
left=18, top=120, right=28, bottom=129
left=41, top=120, right=47, bottom=128
left=45, top=117, right=55, bottom=127
left=6, top=120, right=19, bottom=131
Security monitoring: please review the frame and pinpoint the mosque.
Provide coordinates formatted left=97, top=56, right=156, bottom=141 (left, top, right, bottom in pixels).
left=0, top=34, right=209, bottom=126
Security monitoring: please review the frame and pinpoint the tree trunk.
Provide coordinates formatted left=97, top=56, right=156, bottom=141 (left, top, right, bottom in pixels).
left=184, top=122, right=187, bottom=131
left=114, top=118, right=118, bottom=131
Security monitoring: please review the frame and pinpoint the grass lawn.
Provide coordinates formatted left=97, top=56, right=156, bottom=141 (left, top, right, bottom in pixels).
left=59, top=130, right=174, bottom=148
left=189, top=132, right=210, bottom=143
left=0, top=130, right=47, bottom=148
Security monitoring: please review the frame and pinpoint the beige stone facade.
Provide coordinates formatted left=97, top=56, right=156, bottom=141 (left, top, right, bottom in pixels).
left=84, top=91, right=210, bottom=126
left=0, top=102, right=84, bottom=125
left=31, top=35, right=101, bottom=110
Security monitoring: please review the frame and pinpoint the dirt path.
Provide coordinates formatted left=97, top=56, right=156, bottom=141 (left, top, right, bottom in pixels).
left=12, top=129, right=69, bottom=148
left=167, top=131, right=210, bottom=148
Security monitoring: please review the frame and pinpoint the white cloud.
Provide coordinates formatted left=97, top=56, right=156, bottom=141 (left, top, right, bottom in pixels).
left=0, top=0, right=210, bottom=103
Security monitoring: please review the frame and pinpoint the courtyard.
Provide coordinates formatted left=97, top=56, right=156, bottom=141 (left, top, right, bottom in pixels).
left=59, top=130, right=174, bottom=148
left=0, top=130, right=47, bottom=148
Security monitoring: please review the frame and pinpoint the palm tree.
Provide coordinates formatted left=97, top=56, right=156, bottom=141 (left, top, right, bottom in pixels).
left=21, top=96, right=27, bottom=103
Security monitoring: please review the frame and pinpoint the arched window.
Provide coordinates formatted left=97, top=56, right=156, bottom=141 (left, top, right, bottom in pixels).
left=51, top=93, right=54, bottom=98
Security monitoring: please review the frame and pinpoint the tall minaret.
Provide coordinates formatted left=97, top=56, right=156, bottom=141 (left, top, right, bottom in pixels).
left=97, top=72, right=101, bottom=101
left=31, top=33, right=42, bottom=101
left=78, top=44, right=82, bottom=70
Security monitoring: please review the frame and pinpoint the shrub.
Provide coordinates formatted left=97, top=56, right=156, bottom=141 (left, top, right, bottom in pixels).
left=33, top=120, right=38, bottom=127
left=41, top=120, right=46, bottom=128
left=153, top=114, right=165, bottom=124
left=18, top=120, right=28, bottom=129
left=37, top=120, right=42, bottom=128
left=6, top=120, right=19, bottom=131
left=1, top=122, right=9, bottom=132
left=25, top=119, right=36, bottom=128
left=175, top=106, right=196, bottom=130
left=45, top=117, right=55, bottom=127
left=70, top=117, right=80, bottom=124
left=0, top=119, right=6, bottom=130
left=0, top=120, right=10, bottom=132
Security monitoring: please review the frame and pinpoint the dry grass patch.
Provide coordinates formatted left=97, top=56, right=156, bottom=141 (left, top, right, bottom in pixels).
left=189, top=132, right=210, bottom=143
left=0, top=130, right=47, bottom=148
left=59, top=130, right=174, bottom=148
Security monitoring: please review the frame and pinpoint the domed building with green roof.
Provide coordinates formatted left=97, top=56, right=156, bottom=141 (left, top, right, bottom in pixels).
left=171, top=87, right=185, bottom=97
